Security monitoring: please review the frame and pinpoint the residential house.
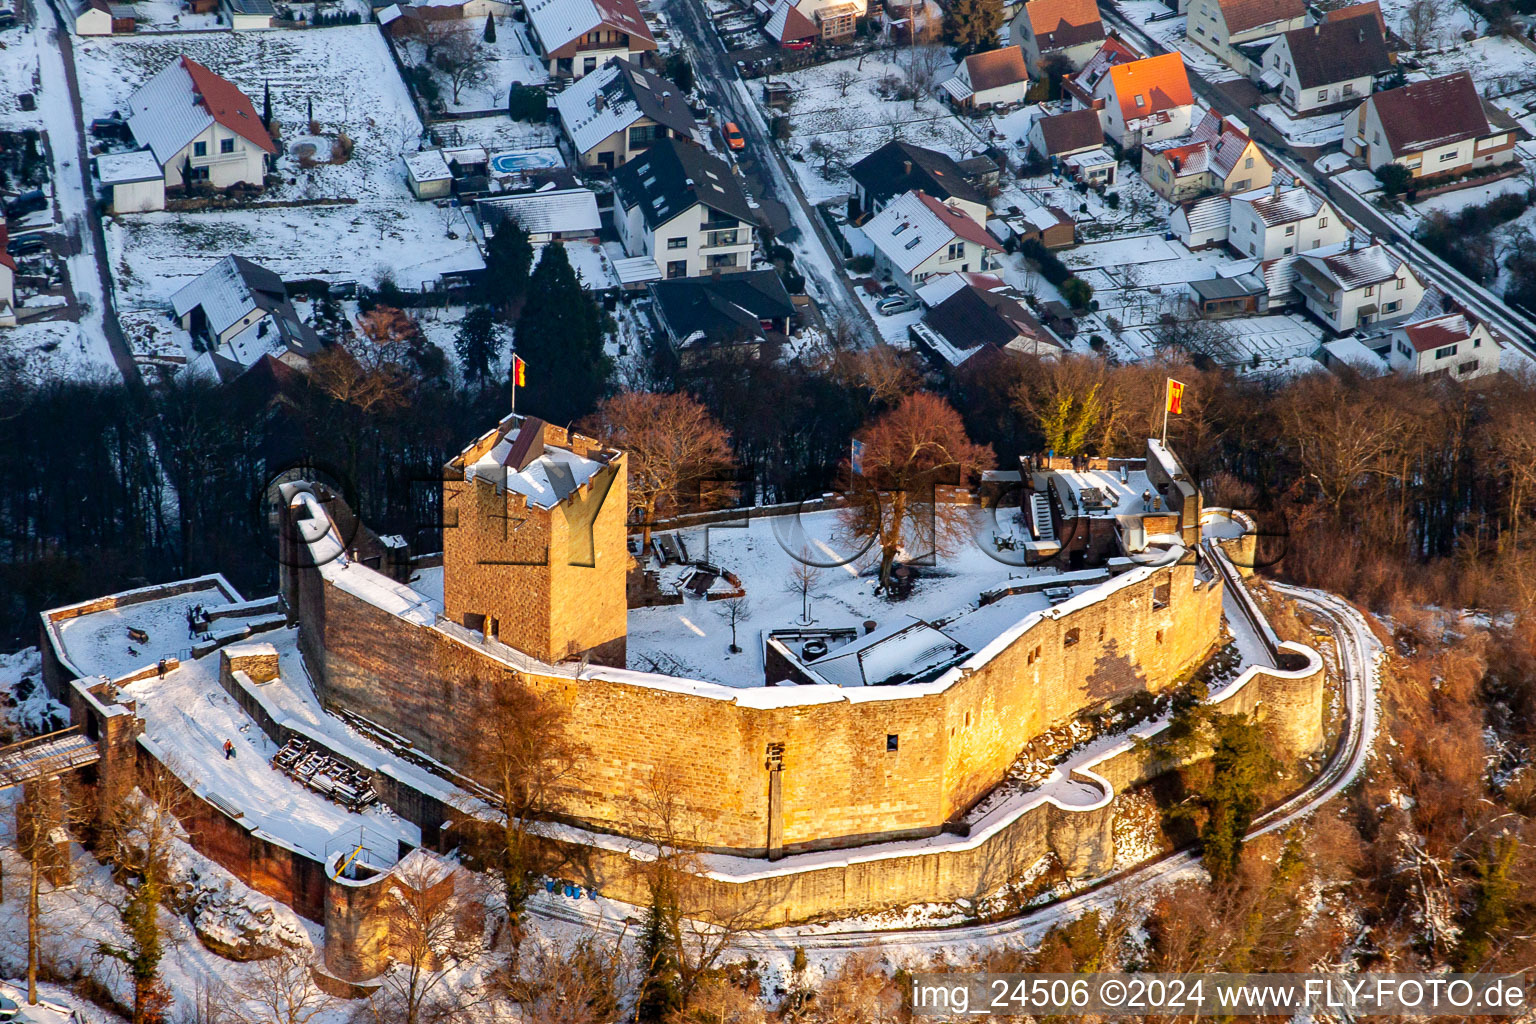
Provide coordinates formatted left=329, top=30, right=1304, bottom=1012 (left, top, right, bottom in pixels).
left=651, top=269, right=795, bottom=355
left=403, top=150, right=454, bottom=199
left=1227, top=181, right=1346, bottom=260
left=1293, top=240, right=1424, bottom=332
left=1067, top=47, right=1196, bottom=147
left=942, top=46, right=1031, bottom=110
left=171, top=255, right=324, bottom=381
left=613, top=139, right=756, bottom=279
left=1140, top=111, right=1272, bottom=200
left=1169, top=193, right=1231, bottom=249
left=524, top=0, right=656, bottom=79
left=789, top=0, right=865, bottom=40
left=1260, top=17, right=1391, bottom=113
left=848, top=141, right=989, bottom=222
left=0, top=227, right=15, bottom=327
left=863, top=189, right=1004, bottom=293
left=386, top=0, right=513, bottom=21
left=126, top=56, right=277, bottom=191
left=224, top=0, right=275, bottom=29
left=763, top=0, right=818, bottom=45
left=477, top=188, right=601, bottom=244
left=1344, top=72, right=1520, bottom=181
left=1028, top=108, right=1116, bottom=182
left=1187, top=0, right=1307, bottom=76
left=554, top=58, right=697, bottom=169
left=909, top=276, right=1061, bottom=367
left=95, top=150, right=166, bottom=212
left=1010, top=0, right=1104, bottom=75
left=1379, top=312, right=1501, bottom=380
left=73, top=0, right=134, bottom=33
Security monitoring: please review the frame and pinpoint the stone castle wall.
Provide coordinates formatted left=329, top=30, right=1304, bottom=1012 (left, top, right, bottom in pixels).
left=296, top=538, right=1223, bottom=857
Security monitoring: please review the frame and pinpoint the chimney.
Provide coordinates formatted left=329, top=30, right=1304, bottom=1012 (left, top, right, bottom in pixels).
left=903, top=159, right=913, bottom=174
left=594, top=92, right=605, bottom=111
left=1272, top=178, right=1282, bottom=197
left=1313, top=22, right=1320, bottom=33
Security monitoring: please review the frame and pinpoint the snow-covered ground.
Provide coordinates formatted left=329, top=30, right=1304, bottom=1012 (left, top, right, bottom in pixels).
left=620, top=507, right=1088, bottom=684
left=1114, top=0, right=1244, bottom=83
left=396, top=14, right=550, bottom=114
left=1252, top=103, right=1348, bottom=148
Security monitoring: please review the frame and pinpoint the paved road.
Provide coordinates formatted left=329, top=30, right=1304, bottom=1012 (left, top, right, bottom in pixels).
left=1100, top=2, right=1536, bottom=351
left=529, top=579, right=1384, bottom=951
left=666, top=0, right=880, bottom=342
left=39, top=0, right=143, bottom=389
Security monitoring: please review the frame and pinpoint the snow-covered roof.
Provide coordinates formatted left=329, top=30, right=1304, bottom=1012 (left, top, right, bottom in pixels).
left=526, top=0, right=654, bottom=58
left=612, top=255, right=662, bottom=283
left=1145, top=110, right=1253, bottom=180
left=443, top=145, right=489, bottom=167
left=170, top=255, right=321, bottom=367
left=764, top=0, right=817, bottom=41
left=482, top=187, right=600, bottom=236
left=377, top=3, right=403, bottom=23
left=1170, top=193, right=1230, bottom=240
left=1297, top=240, right=1406, bottom=292
left=916, top=270, right=1004, bottom=306
left=127, top=56, right=277, bottom=169
left=1401, top=312, right=1477, bottom=352
left=555, top=58, right=696, bottom=156
left=795, top=616, right=970, bottom=687
left=1322, top=335, right=1387, bottom=368
left=1061, top=146, right=1115, bottom=169
left=864, top=190, right=1002, bottom=275
left=1231, top=181, right=1326, bottom=226
left=466, top=433, right=605, bottom=510
left=402, top=148, right=453, bottom=183
left=96, top=149, right=163, bottom=185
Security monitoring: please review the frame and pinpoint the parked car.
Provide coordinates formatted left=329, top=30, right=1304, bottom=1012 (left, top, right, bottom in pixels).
left=723, top=122, right=745, bottom=150
left=0, top=8, right=17, bottom=27
left=880, top=282, right=905, bottom=297
left=783, top=38, right=812, bottom=49
left=4, top=189, right=46, bottom=219
left=876, top=295, right=919, bottom=315
left=90, top=116, right=131, bottom=140
left=6, top=233, right=49, bottom=257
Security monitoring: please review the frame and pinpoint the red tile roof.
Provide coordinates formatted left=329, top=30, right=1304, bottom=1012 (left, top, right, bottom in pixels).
left=1215, top=0, right=1304, bottom=34
left=1370, top=72, right=1492, bottom=155
left=1403, top=313, right=1475, bottom=352
left=180, top=56, right=277, bottom=155
left=1021, top=0, right=1103, bottom=51
left=1108, top=52, right=1192, bottom=124
left=916, top=191, right=1002, bottom=252
left=964, top=46, right=1029, bottom=91
left=1324, top=0, right=1385, bottom=33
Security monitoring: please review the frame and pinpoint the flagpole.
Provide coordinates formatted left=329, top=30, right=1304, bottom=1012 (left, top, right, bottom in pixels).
left=1161, top=379, right=1169, bottom=447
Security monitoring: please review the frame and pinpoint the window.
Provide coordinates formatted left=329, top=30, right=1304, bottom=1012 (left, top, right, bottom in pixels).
left=1342, top=82, right=1355, bottom=95
left=947, top=241, right=964, bottom=260
left=220, top=138, right=234, bottom=154
left=584, top=56, right=597, bottom=73
left=1248, top=243, right=1257, bottom=256
left=1098, top=625, right=1105, bottom=642
left=1395, top=278, right=1404, bottom=290
left=1159, top=166, right=1170, bottom=182
left=1318, top=216, right=1327, bottom=227
left=1317, top=89, right=1328, bottom=101
left=1134, top=93, right=1145, bottom=107
left=1434, top=344, right=1457, bottom=359
left=1284, top=225, right=1295, bottom=235
left=1458, top=359, right=1478, bottom=375
left=1250, top=222, right=1257, bottom=233
left=1440, top=150, right=1459, bottom=162
left=666, top=259, right=687, bottom=279
left=1244, top=156, right=1254, bottom=168
left=1474, top=336, right=1482, bottom=348
left=1063, top=627, right=1080, bottom=647
left=1153, top=582, right=1170, bottom=609
left=886, top=734, right=899, bottom=752
left=1283, top=245, right=1293, bottom=255
left=1383, top=300, right=1399, bottom=313
left=193, top=141, right=207, bottom=157
left=1363, top=285, right=1374, bottom=297
left=667, top=237, right=687, bottom=249
left=1231, top=179, right=1249, bottom=191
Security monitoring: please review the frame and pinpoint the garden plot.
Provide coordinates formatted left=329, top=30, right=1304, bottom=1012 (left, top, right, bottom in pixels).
left=396, top=15, right=550, bottom=114
left=1372, top=0, right=1480, bottom=50
left=431, top=112, right=560, bottom=153
left=1408, top=35, right=1536, bottom=117
left=767, top=51, right=987, bottom=204
left=75, top=26, right=426, bottom=203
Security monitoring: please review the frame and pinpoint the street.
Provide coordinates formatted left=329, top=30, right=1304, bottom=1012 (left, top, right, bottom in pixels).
left=1099, top=2, right=1536, bottom=352
left=665, top=0, right=882, bottom=343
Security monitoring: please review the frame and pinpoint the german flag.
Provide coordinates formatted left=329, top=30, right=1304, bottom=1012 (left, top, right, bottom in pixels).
left=1166, top=378, right=1185, bottom=415
left=513, top=355, right=527, bottom=388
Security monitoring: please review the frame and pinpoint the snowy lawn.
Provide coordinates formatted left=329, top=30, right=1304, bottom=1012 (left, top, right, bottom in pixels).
left=430, top=112, right=560, bottom=153
left=397, top=14, right=550, bottom=115
left=766, top=51, right=987, bottom=204
left=75, top=26, right=429, bottom=203
left=1252, top=103, right=1347, bottom=147
left=623, top=508, right=1078, bottom=685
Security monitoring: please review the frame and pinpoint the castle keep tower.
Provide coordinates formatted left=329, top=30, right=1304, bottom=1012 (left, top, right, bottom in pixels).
left=442, top=415, right=628, bottom=666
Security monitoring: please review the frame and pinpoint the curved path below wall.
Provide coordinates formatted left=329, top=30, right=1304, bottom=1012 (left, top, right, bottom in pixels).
left=530, top=583, right=1384, bottom=952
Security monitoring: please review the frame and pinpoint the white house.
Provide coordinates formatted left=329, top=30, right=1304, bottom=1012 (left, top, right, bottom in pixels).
left=95, top=150, right=166, bottom=212
left=1260, top=17, right=1391, bottom=113
left=554, top=57, right=698, bottom=170
left=72, top=0, right=134, bottom=34
left=1140, top=111, right=1272, bottom=200
left=1344, top=72, right=1521, bottom=181
left=864, top=189, right=1004, bottom=294
left=403, top=150, right=454, bottom=200
left=1293, top=240, right=1424, bottom=332
left=941, top=47, right=1031, bottom=110
left=1010, top=0, right=1104, bottom=75
left=613, top=139, right=756, bottom=279
left=1187, top=0, right=1306, bottom=76
left=224, top=0, right=275, bottom=29
left=524, top=0, right=656, bottom=79
left=477, top=187, right=601, bottom=244
left=1169, top=194, right=1231, bottom=250
left=1066, top=46, right=1196, bottom=147
left=1380, top=313, right=1501, bottom=380
left=1227, top=182, right=1347, bottom=260
left=848, top=140, right=989, bottom=223
left=171, top=255, right=323, bottom=380
left=126, top=56, right=277, bottom=191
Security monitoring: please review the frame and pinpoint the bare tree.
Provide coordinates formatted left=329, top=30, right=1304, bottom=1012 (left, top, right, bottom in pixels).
left=465, top=677, right=586, bottom=950
left=579, top=391, right=735, bottom=549
left=1400, top=0, right=1444, bottom=50
left=713, top=594, right=752, bottom=652
left=504, top=936, right=626, bottom=1024
left=230, top=947, right=335, bottom=1024
left=435, top=28, right=492, bottom=105
left=831, top=68, right=857, bottom=97
left=367, top=854, right=489, bottom=1024
left=839, top=392, right=993, bottom=592
left=785, top=551, right=823, bottom=625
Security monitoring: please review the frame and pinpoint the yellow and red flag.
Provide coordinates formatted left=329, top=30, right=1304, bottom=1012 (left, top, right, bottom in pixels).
left=1166, top=378, right=1186, bottom=415
left=513, top=355, right=527, bottom=388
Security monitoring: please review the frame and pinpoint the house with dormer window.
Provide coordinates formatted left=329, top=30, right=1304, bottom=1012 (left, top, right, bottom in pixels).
left=613, top=139, right=757, bottom=279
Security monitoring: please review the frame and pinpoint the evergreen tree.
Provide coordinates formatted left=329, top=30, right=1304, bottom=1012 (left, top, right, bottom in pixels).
left=942, top=0, right=1003, bottom=56
left=635, top=892, right=683, bottom=1023
left=483, top=11, right=496, bottom=41
left=262, top=79, right=272, bottom=130
left=1198, top=713, right=1278, bottom=883
left=481, top=218, right=535, bottom=308
left=513, top=243, right=612, bottom=424
left=455, top=305, right=503, bottom=385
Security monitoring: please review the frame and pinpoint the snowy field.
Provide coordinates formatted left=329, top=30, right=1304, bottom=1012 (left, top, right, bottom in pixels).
left=621, top=507, right=1093, bottom=685
left=767, top=50, right=988, bottom=204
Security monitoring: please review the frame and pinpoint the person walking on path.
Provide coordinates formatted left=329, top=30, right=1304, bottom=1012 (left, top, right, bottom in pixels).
left=223, top=739, right=236, bottom=760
